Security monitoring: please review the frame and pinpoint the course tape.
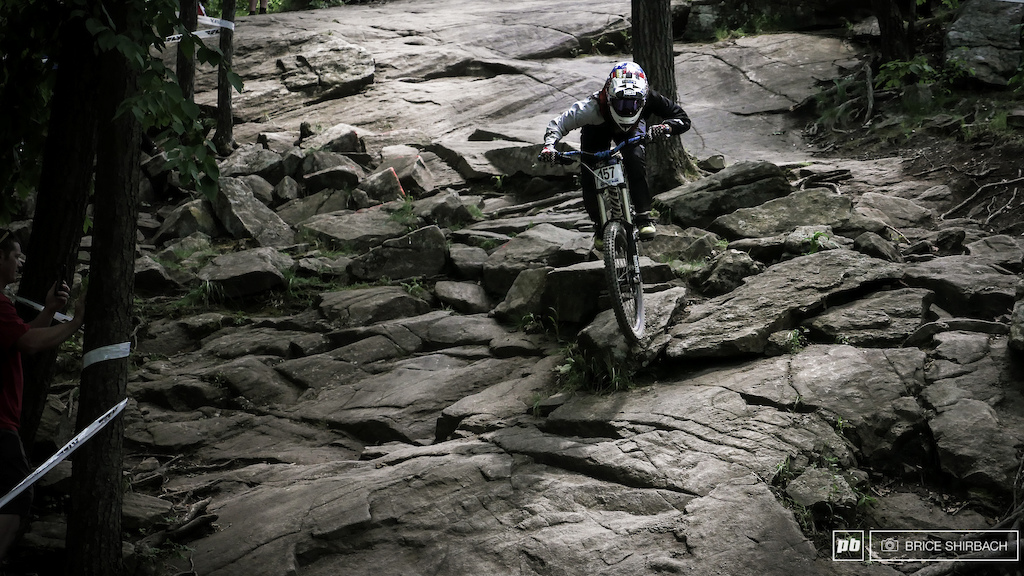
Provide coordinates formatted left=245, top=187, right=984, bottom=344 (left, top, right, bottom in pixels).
left=198, top=16, right=235, bottom=30
left=174, top=10, right=236, bottom=30
left=82, top=342, right=131, bottom=370
left=166, top=28, right=223, bottom=44
left=0, top=399, right=128, bottom=511
left=13, top=296, right=73, bottom=324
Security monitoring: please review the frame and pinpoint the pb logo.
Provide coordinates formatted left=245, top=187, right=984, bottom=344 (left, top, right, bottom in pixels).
left=833, top=531, right=865, bottom=561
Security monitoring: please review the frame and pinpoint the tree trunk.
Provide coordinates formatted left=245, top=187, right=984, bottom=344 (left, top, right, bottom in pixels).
left=630, top=0, right=701, bottom=190
left=213, top=0, right=237, bottom=155
left=64, top=2, right=140, bottom=574
left=872, top=0, right=914, bottom=64
left=17, top=13, right=98, bottom=453
left=177, top=0, right=198, bottom=101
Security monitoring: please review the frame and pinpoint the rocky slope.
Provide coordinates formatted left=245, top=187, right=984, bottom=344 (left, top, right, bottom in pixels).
left=10, top=1, right=1024, bottom=575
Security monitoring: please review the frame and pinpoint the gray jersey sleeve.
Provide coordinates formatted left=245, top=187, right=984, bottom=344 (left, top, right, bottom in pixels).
left=543, top=93, right=604, bottom=146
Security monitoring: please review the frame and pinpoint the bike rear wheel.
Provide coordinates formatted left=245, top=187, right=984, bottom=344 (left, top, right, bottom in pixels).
left=603, top=220, right=645, bottom=343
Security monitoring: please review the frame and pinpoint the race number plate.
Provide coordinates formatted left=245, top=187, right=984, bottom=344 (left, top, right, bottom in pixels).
left=594, top=163, right=625, bottom=189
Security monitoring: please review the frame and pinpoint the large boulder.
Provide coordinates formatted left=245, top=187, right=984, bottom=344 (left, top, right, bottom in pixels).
left=654, top=161, right=794, bottom=229
left=297, top=205, right=412, bottom=252
left=279, top=36, right=375, bottom=100
left=903, top=255, right=1019, bottom=319
left=710, top=187, right=886, bottom=240
left=348, top=225, right=450, bottom=281
left=802, top=288, right=935, bottom=347
left=664, top=250, right=904, bottom=359
left=213, top=177, right=296, bottom=247
left=219, top=144, right=287, bottom=184
left=151, top=199, right=222, bottom=246
left=318, top=286, right=432, bottom=328
left=196, top=247, right=296, bottom=299
left=1012, top=279, right=1024, bottom=352
left=945, top=0, right=1024, bottom=86
left=481, top=223, right=589, bottom=295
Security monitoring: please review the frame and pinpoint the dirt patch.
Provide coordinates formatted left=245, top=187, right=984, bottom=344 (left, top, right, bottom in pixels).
left=799, top=88, right=1024, bottom=236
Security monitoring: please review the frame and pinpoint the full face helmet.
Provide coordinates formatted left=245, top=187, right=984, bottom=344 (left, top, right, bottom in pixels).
left=605, top=62, right=648, bottom=131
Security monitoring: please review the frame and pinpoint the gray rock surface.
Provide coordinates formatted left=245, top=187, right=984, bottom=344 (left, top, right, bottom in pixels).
left=945, top=0, right=1024, bottom=86
left=27, top=3, right=1023, bottom=576
left=664, top=250, right=904, bottom=359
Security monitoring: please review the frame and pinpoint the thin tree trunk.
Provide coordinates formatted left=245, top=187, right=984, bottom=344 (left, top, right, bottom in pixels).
left=630, top=0, right=700, bottom=189
left=64, top=1, right=140, bottom=573
left=177, top=0, right=198, bottom=101
left=872, top=0, right=913, bottom=63
left=18, top=13, right=98, bottom=453
left=213, top=0, right=237, bottom=155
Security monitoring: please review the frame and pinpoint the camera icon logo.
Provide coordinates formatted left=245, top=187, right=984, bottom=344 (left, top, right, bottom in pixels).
left=880, top=537, right=899, bottom=553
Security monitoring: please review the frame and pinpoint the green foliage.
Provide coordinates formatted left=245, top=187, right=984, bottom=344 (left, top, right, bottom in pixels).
left=874, top=53, right=974, bottom=94
left=1011, top=26, right=1024, bottom=93
left=1010, top=67, right=1024, bottom=93
left=1, top=0, right=243, bottom=219
left=388, top=196, right=419, bottom=230
left=803, top=231, right=831, bottom=255
left=714, top=10, right=784, bottom=41
left=400, top=278, right=429, bottom=300
left=282, top=0, right=349, bottom=10
left=178, top=279, right=226, bottom=309
left=516, top=312, right=544, bottom=334
left=806, top=72, right=873, bottom=134
left=785, top=327, right=808, bottom=354
left=0, top=0, right=61, bottom=219
left=282, top=270, right=335, bottom=307
left=555, top=342, right=637, bottom=394
left=582, top=29, right=632, bottom=55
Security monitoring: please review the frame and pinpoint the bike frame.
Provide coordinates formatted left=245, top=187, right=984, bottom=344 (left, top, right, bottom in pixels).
left=551, top=134, right=646, bottom=234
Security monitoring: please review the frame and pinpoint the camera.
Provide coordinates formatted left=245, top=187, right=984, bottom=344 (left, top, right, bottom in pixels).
left=880, top=537, right=899, bottom=552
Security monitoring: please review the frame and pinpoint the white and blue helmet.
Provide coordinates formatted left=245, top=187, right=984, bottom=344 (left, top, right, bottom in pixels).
left=605, top=62, right=649, bottom=131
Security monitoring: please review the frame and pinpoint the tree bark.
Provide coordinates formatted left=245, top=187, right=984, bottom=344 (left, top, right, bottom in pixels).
left=177, top=0, right=198, bottom=101
left=17, top=12, right=98, bottom=453
left=872, top=0, right=914, bottom=64
left=213, top=0, right=237, bottom=155
left=64, top=1, right=140, bottom=574
left=630, top=0, right=701, bottom=190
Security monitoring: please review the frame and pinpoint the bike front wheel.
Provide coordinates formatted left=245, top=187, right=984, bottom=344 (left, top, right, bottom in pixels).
left=603, top=220, right=645, bottom=343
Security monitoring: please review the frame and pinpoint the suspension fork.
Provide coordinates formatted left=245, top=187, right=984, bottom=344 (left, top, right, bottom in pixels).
left=580, top=162, right=636, bottom=229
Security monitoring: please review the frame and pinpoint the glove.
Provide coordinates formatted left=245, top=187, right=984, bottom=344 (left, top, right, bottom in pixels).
left=539, top=145, right=558, bottom=164
left=647, top=124, right=671, bottom=140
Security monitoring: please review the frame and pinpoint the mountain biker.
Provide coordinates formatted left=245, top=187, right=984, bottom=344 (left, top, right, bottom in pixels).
left=539, top=61, right=691, bottom=245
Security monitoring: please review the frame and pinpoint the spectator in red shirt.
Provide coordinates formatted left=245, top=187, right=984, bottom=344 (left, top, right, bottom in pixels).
left=0, top=229, right=85, bottom=564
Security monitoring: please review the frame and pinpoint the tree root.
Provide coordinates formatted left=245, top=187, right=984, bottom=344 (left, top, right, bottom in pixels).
left=940, top=175, right=1024, bottom=219
left=136, top=497, right=217, bottom=552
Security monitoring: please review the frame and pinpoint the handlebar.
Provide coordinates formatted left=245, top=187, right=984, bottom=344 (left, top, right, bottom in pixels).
left=541, top=134, right=648, bottom=165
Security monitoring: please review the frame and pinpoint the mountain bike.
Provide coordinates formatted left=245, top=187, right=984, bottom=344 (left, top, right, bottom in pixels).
left=540, top=134, right=650, bottom=343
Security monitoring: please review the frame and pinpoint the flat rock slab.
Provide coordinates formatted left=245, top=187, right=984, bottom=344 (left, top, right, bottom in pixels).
left=163, top=438, right=842, bottom=576
left=195, top=3, right=859, bottom=168
left=802, top=288, right=935, bottom=347
left=903, top=255, right=1020, bottom=318
left=665, top=250, right=904, bottom=359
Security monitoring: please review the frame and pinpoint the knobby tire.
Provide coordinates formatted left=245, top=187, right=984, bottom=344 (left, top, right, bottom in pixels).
left=603, top=220, right=645, bottom=343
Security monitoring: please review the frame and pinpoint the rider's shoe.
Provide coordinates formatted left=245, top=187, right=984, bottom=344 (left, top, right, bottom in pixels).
left=638, top=221, right=657, bottom=240
left=636, top=211, right=657, bottom=240
left=593, top=233, right=604, bottom=251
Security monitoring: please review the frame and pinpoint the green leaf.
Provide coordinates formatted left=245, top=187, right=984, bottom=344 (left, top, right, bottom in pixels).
left=227, top=70, right=244, bottom=93
left=84, top=17, right=108, bottom=37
